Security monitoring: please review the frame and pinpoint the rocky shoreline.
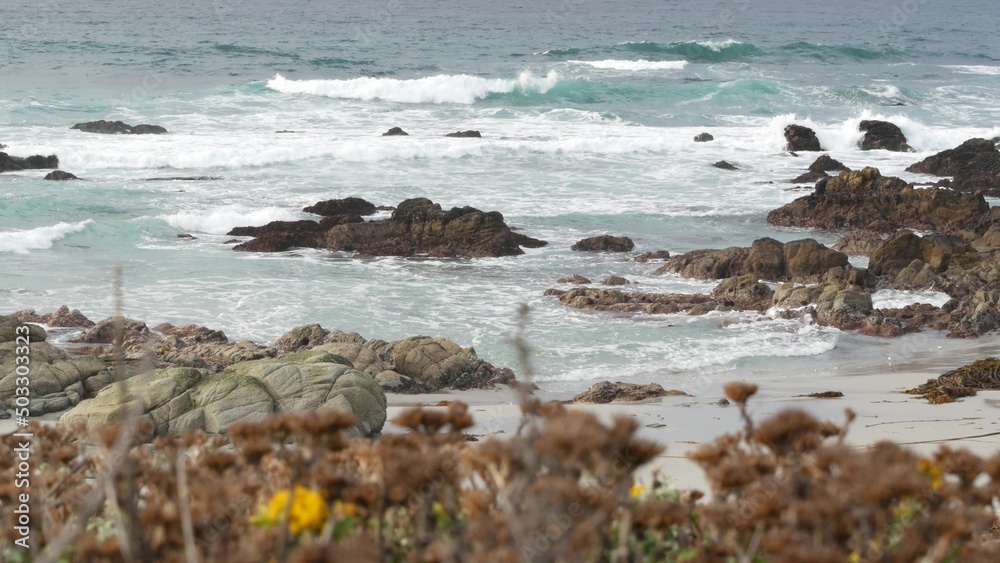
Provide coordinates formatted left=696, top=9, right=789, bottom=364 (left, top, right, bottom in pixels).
left=0, top=309, right=515, bottom=440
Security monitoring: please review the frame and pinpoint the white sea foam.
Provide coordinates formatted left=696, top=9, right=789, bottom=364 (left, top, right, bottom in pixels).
left=0, top=220, right=93, bottom=253
left=570, top=59, right=687, bottom=71
left=871, top=289, right=952, bottom=309
left=944, top=65, right=1000, bottom=76
left=266, top=71, right=560, bottom=104
left=160, top=208, right=300, bottom=234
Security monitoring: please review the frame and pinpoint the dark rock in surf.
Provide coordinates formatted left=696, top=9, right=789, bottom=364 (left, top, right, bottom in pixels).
left=303, top=197, right=378, bottom=217
left=230, top=220, right=325, bottom=252
left=71, top=120, right=167, bottom=134
left=784, top=124, right=823, bottom=152
left=571, top=235, right=635, bottom=252
left=382, top=127, right=409, bottom=136
left=557, top=274, right=591, bottom=284
left=44, top=170, right=79, bottom=180
left=601, top=275, right=631, bottom=286
left=712, top=160, right=738, bottom=170
left=0, top=152, right=59, bottom=172
left=635, top=250, right=671, bottom=262
left=324, top=198, right=542, bottom=257
left=445, top=130, right=482, bottom=138
left=905, top=138, right=1000, bottom=197
left=859, top=120, right=912, bottom=152
left=694, top=133, right=714, bottom=142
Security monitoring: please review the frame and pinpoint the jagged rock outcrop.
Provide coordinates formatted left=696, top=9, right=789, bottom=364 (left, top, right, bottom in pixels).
left=767, top=167, right=989, bottom=233
left=905, top=138, right=1000, bottom=197
left=789, top=155, right=850, bottom=183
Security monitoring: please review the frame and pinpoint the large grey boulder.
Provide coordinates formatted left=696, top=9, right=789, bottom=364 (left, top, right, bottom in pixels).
left=61, top=352, right=387, bottom=438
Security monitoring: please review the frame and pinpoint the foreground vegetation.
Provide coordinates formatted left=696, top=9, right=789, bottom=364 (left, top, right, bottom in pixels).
left=2, top=381, right=999, bottom=562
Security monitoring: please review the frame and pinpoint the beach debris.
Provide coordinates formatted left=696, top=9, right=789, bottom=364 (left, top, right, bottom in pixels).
left=907, top=357, right=1000, bottom=404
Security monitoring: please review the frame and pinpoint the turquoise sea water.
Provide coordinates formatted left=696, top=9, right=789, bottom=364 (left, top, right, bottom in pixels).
left=1, top=0, right=998, bottom=393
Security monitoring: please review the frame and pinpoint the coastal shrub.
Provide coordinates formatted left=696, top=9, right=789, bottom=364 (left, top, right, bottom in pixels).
left=2, top=386, right=999, bottom=561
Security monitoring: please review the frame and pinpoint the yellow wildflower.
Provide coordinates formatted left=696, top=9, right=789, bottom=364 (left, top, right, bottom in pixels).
left=630, top=484, right=645, bottom=498
left=263, top=485, right=328, bottom=535
left=917, top=459, right=944, bottom=491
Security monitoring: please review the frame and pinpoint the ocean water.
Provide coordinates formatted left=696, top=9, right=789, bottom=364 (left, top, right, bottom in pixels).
left=2, top=0, right=998, bottom=394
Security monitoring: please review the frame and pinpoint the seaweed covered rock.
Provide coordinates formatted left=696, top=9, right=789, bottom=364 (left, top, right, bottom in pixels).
left=767, top=167, right=988, bottom=233
left=572, top=381, right=688, bottom=403
left=324, top=198, right=541, bottom=257
left=61, top=353, right=387, bottom=438
left=905, top=138, right=1000, bottom=197
left=858, top=120, right=912, bottom=152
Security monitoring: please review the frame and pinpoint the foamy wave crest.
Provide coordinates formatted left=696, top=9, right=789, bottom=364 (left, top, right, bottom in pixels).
left=570, top=59, right=687, bottom=71
left=0, top=220, right=93, bottom=253
left=161, top=208, right=300, bottom=234
left=944, top=65, right=1000, bottom=76
left=266, top=71, right=559, bottom=104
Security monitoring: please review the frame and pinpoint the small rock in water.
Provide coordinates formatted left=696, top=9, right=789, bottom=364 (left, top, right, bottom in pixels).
left=557, top=274, right=591, bottom=284
left=693, top=132, right=714, bottom=142
left=44, top=170, right=79, bottom=180
left=634, top=250, right=670, bottom=262
left=382, top=126, right=409, bottom=136
left=600, top=275, right=631, bottom=285
left=712, top=160, right=738, bottom=171
left=445, top=130, right=482, bottom=138
left=572, top=235, right=635, bottom=252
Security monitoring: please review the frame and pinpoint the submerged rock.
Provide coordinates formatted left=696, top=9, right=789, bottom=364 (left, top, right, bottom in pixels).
left=557, top=274, right=592, bottom=284
left=445, top=130, right=482, bottom=137
left=694, top=132, right=714, bottom=142
left=712, top=160, right=738, bottom=170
